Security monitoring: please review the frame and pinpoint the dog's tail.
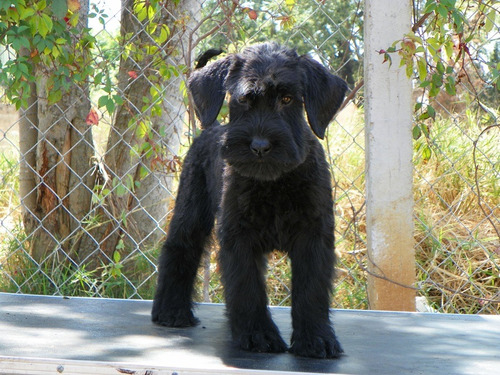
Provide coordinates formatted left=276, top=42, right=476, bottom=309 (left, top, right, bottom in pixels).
left=195, top=49, right=224, bottom=69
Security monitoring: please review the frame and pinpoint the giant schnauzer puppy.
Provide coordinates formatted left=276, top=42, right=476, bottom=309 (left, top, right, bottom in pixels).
left=152, top=43, right=347, bottom=359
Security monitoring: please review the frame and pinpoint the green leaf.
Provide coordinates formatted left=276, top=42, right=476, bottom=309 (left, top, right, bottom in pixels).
left=136, top=121, right=149, bottom=139
left=426, top=105, right=435, bottom=119
left=105, top=99, right=115, bottom=114
left=405, top=62, right=413, bottom=78
left=11, top=36, right=31, bottom=51
left=146, top=23, right=157, bottom=35
left=135, top=2, right=147, bottom=22
left=157, top=24, right=170, bottom=44
left=42, top=13, right=54, bottom=31
left=147, top=4, right=155, bottom=20
left=431, top=73, right=443, bottom=87
left=441, top=0, right=456, bottom=7
left=36, top=0, right=48, bottom=12
left=98, top=95, right=108, bottom=108
left=48, top=89, right=62, bottom=104
left=16, top=25, right=31, bottom=34
left=436, top=4, right=449, bottom=19
left=18, top=6, right=35, bottom=20
left=94, top=72, right=103, bottom=85
left=115, top=182, right=127, bottom=196
left=445, top=76, right=456, bottom=96
left=420, top=80, right=431, bottom=88
left=422, top=145, right=432, bottom=161
left=35, top=13, right=54, bottom=38
left=51, top=0, right=68, bottom=19
left=113, top=94, right=124, bottom=106
left=421, top=124, right=430, bottom=138
left=418, top=112, right=430, bottom=121
left=139, top=165, right=149, bottom=180
left=125, top=174, right=135, bottom=190
left=451, top=10, right=463, bottom=32
left=484, top=9, right=496, bottom=33
left=51, top=45, right=61, bottom=58
left=429, top=84, right=440, bottom=98
left=18, top=62, right=29, bottom=77
left=413, top=125, right=422, bottom=140
left=140, top=141, right=152, bottom=153
left=423, top=0, right=436, bottom=13
left=417, top=59, right=428, bottom=81
left=14, top=98, right=23, bottom=111
left=436, top=61, right=445, bottom=74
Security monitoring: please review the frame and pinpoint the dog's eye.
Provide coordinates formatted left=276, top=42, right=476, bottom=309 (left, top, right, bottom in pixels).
left=237, top=96, right=247, bottom=104
left=281, top=96, right=293, bottom=105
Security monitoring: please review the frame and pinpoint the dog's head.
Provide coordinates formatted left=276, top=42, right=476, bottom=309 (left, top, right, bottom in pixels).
left=188, top=43, right=347, bottom=181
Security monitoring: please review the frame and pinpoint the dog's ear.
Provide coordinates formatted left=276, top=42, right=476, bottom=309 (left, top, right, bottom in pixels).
left=188, top=56, right=233, bottom=128
left=300, top=56, right=348, bottom=139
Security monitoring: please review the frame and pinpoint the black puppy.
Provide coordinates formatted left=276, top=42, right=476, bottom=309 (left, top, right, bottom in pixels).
left=152, top=43, right=347, bottom=359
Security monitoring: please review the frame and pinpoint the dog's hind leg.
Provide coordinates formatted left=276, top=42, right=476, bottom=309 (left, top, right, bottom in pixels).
left=152, top=158, right=214, bottom=327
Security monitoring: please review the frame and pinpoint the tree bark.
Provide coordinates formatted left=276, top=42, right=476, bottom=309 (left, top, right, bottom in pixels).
left=85, top=0, right=200, bottom=259
left=19, top=0, right=200, bottom=267
left=18, top=49, right=38, bottom=238
left=23, top=1, right=95, bottom=263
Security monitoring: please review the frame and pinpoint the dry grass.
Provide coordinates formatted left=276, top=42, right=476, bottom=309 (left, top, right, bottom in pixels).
left=415, top=212, right=499, bottom=313
left=414, top=114, right=499, bottom=313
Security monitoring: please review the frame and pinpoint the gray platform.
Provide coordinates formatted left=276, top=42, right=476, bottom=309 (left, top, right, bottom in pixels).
left=0, top=293, right=499, bottom=374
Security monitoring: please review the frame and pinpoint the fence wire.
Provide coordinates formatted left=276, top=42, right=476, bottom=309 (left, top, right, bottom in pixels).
left=0, top=0, right=498, bottom=314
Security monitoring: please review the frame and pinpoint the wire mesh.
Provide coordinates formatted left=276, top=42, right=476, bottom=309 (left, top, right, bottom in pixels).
left=0, top=0, right=498, bottom=313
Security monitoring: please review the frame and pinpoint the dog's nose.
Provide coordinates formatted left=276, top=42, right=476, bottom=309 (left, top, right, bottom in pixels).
left=250, top=137, right=272, bottom=157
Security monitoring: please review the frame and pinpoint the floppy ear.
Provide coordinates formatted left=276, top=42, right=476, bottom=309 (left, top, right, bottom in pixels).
left=300, top=56, right=348, bottom=139
left=188, top=56, right=232, bottom=128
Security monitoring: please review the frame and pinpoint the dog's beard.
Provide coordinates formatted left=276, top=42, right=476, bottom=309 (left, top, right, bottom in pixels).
left=220, top=134, right=305, bottom=181
left=221, top=146, right=304, bottom=181
left=227, top=159, right=296, bottom=181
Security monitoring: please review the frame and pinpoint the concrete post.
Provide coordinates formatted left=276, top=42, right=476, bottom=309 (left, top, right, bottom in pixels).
left=364, top=0, right=415, bottom=311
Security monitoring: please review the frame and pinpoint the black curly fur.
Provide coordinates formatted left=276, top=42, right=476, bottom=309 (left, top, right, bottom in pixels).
left=152, top=43, right=347, bottom=359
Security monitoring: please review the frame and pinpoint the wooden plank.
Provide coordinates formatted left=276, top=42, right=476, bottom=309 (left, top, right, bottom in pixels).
left=0, top=356, right=320, bottom=375
left=1, top=293, right=499, bottom=375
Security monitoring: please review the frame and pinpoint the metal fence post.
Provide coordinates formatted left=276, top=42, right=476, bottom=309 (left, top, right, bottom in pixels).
left=364, top=0, right=415, bottom=311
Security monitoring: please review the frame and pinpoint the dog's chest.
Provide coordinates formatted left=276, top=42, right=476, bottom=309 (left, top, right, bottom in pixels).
left=230, top=177, right=314, bottom=228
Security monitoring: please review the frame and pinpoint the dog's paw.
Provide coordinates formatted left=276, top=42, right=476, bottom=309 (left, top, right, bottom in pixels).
left=289, top=329, right=343, bottom=359
left=235, top=328, right=288, bottom=353
left=152, top=307, right=200, bottom=328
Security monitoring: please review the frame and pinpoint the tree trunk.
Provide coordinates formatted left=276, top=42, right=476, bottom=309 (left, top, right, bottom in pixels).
left=19, top=0, right=200, bottom=268
left=18, top=49, right=38, bottom=238
left=84, top=0, right=200, bottom=259
left=22, top=1, right=95, bottom=263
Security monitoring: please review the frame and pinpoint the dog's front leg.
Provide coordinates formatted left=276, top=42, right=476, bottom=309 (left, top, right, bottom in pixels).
left=288, top=232, right=343, bottom=359
left=218, top=232, right=288, bottom=353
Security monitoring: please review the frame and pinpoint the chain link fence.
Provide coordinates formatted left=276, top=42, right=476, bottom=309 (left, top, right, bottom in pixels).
left=411, top=1, right=499, bottom=313
left=0, top=0, right=498, bottom=313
